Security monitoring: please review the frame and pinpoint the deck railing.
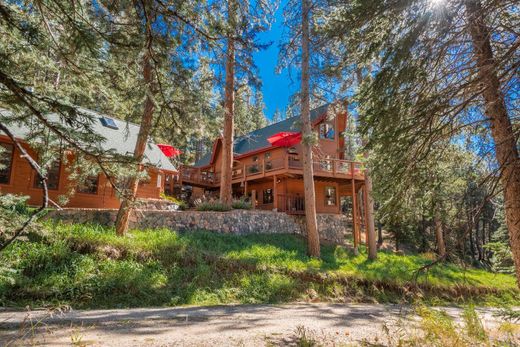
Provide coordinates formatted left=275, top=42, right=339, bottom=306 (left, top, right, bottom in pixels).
left=181, top=153, right=364, bottom=186
left=277, top=194, right=305, bottom=214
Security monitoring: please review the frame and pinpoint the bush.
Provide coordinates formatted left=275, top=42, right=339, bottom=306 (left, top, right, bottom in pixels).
left=195, top=201, right=232, bottom=212
left=160, top=193, right=188, bottom=210
left=231, top=199, right=251, bottom=210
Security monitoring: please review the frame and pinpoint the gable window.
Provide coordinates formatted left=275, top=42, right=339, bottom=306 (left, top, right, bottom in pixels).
left=324, top=186, right=337, bottom=206
left=263, top=188, right=273, bottom=204
left=34, top=160, right=61, bottom=190
left=0, top=143, right=14, bottom=184
left=319, top=122, right=335, bottom=140
left=77, top=175, right=99, bottom=194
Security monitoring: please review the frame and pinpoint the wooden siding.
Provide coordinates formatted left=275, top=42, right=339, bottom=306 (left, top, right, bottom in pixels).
left=0, top=135, right=175, bottom=208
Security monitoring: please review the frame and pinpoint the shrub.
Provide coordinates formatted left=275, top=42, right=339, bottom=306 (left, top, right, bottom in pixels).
left=231, top=199, right=251, bottom=210
left=195, top=201, right=232, bottom=212
left=160, top=193, right=188, bottom=210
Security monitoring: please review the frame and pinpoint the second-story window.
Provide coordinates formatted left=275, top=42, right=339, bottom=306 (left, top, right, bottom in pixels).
left=0, top=143, right=14, bottom=184
left=264, top=152, right=272, bottom=170
left=319, top=122, right=335, bottom=140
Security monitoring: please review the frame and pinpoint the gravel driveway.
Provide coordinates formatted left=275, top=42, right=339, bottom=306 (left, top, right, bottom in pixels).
left=0, top=303, right=512, bottom=346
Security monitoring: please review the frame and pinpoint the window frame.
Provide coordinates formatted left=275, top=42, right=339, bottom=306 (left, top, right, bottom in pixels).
left=0, top=142, right=15, bottom=185
left=33, top=160, right=61, bottom=191
left=77, top=174, right=100, bottom=195
left=263, top=188, right=273, bottom=204
left=324, top=186, right=337, bottom=206
left=319, top=122, right=335, bottom=141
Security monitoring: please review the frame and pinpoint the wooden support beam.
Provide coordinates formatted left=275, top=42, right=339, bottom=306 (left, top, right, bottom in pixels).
left=363, top=183, right=369, bottom=245
left=351, top=163, right=359, bottom=250
left=273, top=175, right=278, bottom=211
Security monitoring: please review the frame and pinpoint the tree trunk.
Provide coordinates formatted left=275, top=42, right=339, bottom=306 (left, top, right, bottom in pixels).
left=301, top=0, right=320, bottom=257
left=434, top=208, right=446, bottom=258
left=356, top=69, right=377, bottom=259
left=469, top=227, right=477, bottom=261
left=377, top=221, right=383, bottom=249
left=476, top=219, right=483, bottom=261
left=219, top=2, right=236, bottom=207
left=115, top=2, right=155, bottom=236
left=466, top=0, right=520, bottom=285
left=363, top=169, right=377, bottom=259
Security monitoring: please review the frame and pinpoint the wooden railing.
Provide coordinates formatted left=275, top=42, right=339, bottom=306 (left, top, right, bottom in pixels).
left=180, top=153, right=364, bottom=187
left=277, top=194, right=305, bottom=215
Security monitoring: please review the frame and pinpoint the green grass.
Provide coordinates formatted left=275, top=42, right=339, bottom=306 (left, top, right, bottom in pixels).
left=0, top=223, right=518, bottom=309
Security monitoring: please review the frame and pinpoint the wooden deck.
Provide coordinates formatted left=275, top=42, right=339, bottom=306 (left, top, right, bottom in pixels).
left=180, top=153, right=365, bottom=188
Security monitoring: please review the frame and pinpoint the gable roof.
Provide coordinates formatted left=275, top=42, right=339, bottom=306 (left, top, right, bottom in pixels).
left=0, top=108, right=177, bottom=172
left=193, top=103, right=331, bottom=167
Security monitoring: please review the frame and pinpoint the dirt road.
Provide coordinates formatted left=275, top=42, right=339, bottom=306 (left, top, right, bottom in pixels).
left=0, top=303, right=511, bottom=346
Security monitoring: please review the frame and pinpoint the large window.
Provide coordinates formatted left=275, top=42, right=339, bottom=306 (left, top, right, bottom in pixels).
left=319, top=122, right=335, bottom=140
left=77, top=175, right=99, bottom=194
left=34, top=160, right=61, bottom=190
left=263, top=188, right=273, bottom=204
left=0, top=143, right=14, bottom=184
left=324, top=186, right=337, bottom=206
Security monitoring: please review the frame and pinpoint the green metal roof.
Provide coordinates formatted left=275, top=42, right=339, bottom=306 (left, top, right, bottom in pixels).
left=0, top=108, right=177, bottom=172
left=193, top=103, right=330, bottom=167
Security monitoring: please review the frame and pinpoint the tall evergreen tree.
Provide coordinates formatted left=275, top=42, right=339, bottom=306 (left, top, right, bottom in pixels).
left=322, top=0, right=520, bottom=284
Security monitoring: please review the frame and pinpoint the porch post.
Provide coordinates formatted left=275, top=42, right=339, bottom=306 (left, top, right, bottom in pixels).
left=273, top=175, right=278, bottom=211
left=251, top=189, right=256, bottom=209
left=363, top=183, right=369, bottom=244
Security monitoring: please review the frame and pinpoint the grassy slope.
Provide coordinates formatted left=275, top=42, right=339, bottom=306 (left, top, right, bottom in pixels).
left=0, top=223, right=518, bottom=309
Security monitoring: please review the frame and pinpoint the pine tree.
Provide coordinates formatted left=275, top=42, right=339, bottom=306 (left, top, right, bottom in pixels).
left=322, top=0, right=520, bottom=284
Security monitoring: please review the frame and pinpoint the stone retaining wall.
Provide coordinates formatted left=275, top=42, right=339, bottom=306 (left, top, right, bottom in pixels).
left=47, top=209, right=352, bottom=244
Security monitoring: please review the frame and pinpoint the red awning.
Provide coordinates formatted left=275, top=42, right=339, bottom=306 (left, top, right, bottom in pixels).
left=267, top=132, right=302, bottom=147
left=157, top=144, right=182, bottom=157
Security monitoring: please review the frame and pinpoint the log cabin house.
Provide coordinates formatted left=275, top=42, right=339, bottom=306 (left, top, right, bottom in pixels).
left=179, top=103, right=368, bottom=239
left=0, top=109, right=177, bottom=209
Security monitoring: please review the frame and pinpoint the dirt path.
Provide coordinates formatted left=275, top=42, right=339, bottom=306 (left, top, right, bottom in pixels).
left=0, top=303, right=511, bottom=346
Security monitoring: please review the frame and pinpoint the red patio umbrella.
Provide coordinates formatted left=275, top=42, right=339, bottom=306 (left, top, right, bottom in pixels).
left=267, top=132, right=302, bottom=147
left=157, top=144, right=182, bottom=157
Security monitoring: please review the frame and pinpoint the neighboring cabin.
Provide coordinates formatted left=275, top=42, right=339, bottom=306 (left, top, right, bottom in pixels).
left=180, top=103, right=366, bottom=217
left=0, top=109, right=177, bottom=209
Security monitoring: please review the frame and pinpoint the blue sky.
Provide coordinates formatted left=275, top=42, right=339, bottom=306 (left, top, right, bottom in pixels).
left=253, top=2, right=298, bottom=121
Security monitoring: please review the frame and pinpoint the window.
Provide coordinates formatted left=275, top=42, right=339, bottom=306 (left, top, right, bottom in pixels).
left=77, top=175, right=99, bottom=194
left=263, top=188, right=273, bottom=204
left=0, top=143, right=14, bottom=184
left=264, top=152, right=272, bottom=170
left=100, top=117, right=119, bottom=130
left=319, top=122, right=335, bottom=140
left=324, top=186, right=337, bottom=206
left=34, top=160, right=61, bottom=190
left=288, top=147, right=298, bottom=154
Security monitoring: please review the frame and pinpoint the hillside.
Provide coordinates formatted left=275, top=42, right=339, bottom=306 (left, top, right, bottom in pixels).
left=0, top=223, right=517, bottom=309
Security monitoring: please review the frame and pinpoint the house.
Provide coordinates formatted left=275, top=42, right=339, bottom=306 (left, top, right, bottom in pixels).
left=180, top=103, right=367, bottom=229
left=0, top=109, right=177, bottom=209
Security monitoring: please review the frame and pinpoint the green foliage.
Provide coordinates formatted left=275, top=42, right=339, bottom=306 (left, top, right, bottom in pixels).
left=195, top=202, right=232, bottom=212
left=231, top=199, right=252, bottom=210
left=0, top=223, right=517, bottom=309
left=159, top=193, right=188, bottom=211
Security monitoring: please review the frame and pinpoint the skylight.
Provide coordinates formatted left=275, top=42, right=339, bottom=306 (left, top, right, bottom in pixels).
left=100, top=117, right=119, bottom=130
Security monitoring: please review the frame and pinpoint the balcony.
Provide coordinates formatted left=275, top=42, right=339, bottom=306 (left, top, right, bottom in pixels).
left=180, top=153, right=364, bottom=187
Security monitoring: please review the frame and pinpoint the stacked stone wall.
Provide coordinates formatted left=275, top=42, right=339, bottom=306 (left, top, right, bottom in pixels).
left=48, top=209, right=352, bottom=244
